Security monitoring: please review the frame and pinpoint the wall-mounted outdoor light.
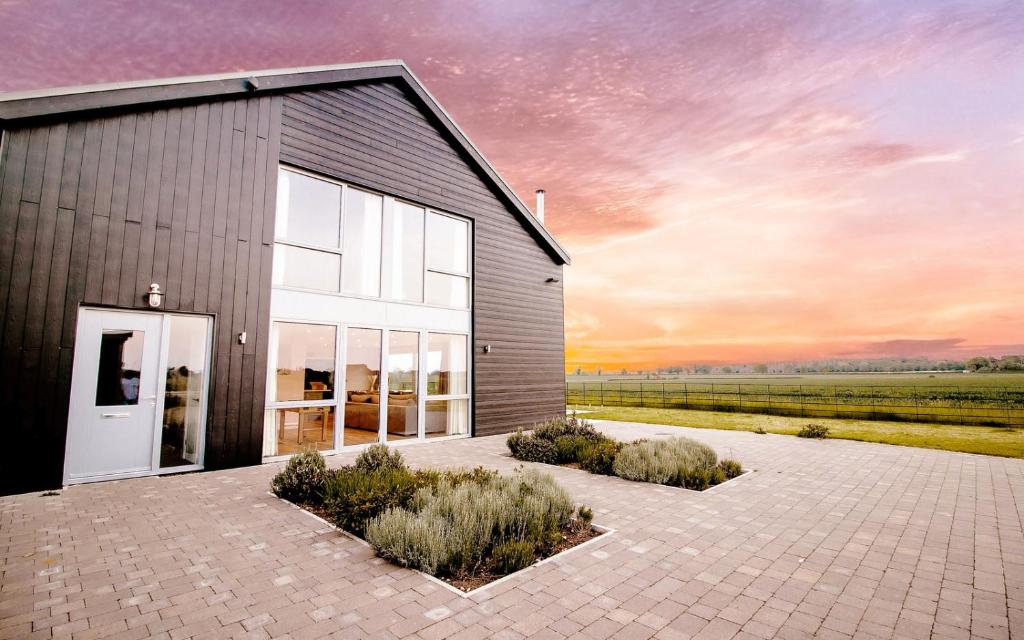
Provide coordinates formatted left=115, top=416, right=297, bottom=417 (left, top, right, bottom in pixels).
left=146, top=283, right=163, bottom=308
left=483, top=344, right=492, bottom=353
left=546, top=277, right=560, bottom=283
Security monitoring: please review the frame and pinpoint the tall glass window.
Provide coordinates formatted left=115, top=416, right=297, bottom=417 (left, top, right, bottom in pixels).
left=274, top=168, right=343, bottom=292
left=427, top=333, right=468, bottom=396
left=269, top=322, right=337, bottom=454
left=388, top=201, right=425, bottom=302
left=276, top=170, right=341, bottom=247
left=426, top=333, right=470, bottom=438
left=343, top=328, right=382, bottom=447
left=341, top=188, right=383, bottom=296
left=425, top=212, right=470, bottom=308
left=386, top=331, right=419, bottom=442
left=273, top=167, right=471, bottom=310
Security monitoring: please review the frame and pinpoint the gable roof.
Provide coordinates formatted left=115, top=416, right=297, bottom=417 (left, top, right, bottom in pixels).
left=0, top=60, right=569, bottom=264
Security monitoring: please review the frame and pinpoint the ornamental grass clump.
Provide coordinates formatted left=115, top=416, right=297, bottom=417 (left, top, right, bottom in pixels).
left=508, top=414, right=615, bottom=466
left=612, top=437, right=720, bottom=487
left=577, top=440, right=620, bottom=475
left=270, top=448, right=329, bottom=503
left=322, top=467, right=420, bottom=536
left=533, top=414, right=603, bottom=442
left=718, top=459, right=743, bottom=479
left=364, top=469, right=579, bottom=579
left=798, top=423, right=830, bottom=439
left=355, top=443, right=405, bottom=472
left=507, top=429, right=558, bottom=463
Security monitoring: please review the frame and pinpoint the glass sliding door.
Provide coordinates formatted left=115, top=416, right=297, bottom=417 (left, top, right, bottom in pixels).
left=343, top=328, right=382, bottom=446
left=269, top=322, right=337, bottom=454
left=386, top=331, right=419, bottom=441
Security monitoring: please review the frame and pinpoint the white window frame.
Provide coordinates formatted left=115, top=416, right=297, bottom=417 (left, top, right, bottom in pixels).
left=423, top=331, right=472, bottom=439
left=263, top=318, right=472, bottom=460
left=424, top=210, right=472, bottom=308
left=274, top=165, right=471, bottom=311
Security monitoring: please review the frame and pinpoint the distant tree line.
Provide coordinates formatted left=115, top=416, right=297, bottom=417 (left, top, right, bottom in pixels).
left=569, top=355, right=1024, bottom=376
left=964, top=356, right=1024, bottom=372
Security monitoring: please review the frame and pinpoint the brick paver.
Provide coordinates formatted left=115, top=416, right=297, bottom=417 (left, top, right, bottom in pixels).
left=2, top=421, right=1022, bottom=639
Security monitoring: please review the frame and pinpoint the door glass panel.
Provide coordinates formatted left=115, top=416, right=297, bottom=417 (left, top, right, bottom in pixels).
left=425, top=272, right=469, bottom=308
left=426, top=212, right=469, bottom=274
left=388, top=202, right=424, bottom=302
left=96, top=330, right=144, bottom=406
left=425, top=399, right=469, bottom=438
left=273, top=323, right=336, bottom=402
left=273, top=244, right=341, bottom=292
left=276, top=169, right=341, bottom=248
left=344, top=328, right=382, bottom=446
left=427, top=333, right=468, bottom=395
left=160, top=316, right=209, bottom=468
left=272, top=406, right=336, bottom=455
left=386, top=331, right=418, bottom=442
left=342, top=188, right=383, bottom=296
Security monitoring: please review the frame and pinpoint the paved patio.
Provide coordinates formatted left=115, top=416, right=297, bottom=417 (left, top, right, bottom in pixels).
left=1, top=421, right=1022, bottom=640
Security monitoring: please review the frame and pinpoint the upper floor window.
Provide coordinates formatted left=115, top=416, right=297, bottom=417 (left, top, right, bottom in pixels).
left=425, top=212, right=470, bottom=308
left=273, top=167, right=470, bottom=308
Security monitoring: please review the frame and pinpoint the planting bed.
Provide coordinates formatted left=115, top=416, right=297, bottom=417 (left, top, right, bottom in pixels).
left=507, top=415, right=745, bottom=490
left=271, top=445, right=604, bottom=593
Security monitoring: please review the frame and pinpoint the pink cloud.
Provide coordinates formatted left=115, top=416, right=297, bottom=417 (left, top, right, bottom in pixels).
left=2, top=0, right=1022, bottom=368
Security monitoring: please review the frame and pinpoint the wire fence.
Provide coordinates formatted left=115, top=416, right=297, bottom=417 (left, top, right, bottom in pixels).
left=566, top=382, right=1024, bottom=427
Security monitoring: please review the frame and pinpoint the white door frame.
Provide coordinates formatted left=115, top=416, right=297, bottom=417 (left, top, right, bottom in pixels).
left=64, top=307, right=213, bottom=485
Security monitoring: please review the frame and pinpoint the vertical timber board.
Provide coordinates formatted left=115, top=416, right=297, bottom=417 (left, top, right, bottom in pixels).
left=0, top=94, right=277, bottom=494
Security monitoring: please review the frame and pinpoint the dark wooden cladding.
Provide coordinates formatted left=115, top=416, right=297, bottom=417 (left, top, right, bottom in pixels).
left=0, top=95, right=281, bottom=494
left=0, top=70, right=567, bottom=493
left=278, top=81, right=565, bottom=437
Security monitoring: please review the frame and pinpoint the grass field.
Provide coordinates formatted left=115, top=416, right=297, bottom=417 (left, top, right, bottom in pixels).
left=566, top=372, right=1024, bottom=427
left=572, top=406, right=1024, bottom=459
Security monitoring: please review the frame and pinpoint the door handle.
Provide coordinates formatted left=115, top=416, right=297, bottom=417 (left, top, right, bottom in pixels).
left=101, top=412, right=131, bottom=418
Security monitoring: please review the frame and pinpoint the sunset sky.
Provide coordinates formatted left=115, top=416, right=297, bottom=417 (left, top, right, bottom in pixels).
left=2, top=0, right=1022, bottom=371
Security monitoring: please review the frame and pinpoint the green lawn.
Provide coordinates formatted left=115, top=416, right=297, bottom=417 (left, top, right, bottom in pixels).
left=572, top=405, right=1023, bottom=459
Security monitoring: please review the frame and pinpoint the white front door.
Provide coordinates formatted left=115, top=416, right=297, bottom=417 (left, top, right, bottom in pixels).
left=65, top=309, right=212, bottom=483
left=66, top=310, right=163, bottom=481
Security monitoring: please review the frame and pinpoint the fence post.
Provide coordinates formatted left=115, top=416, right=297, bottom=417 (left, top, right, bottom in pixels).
left=737, top=384, right=743, bottom=412
left=639, top=384, right=644, bottom=407
left=662, top=383, right=666, bottom=408
left=913, top=387, right=919, bottom=422
left=683, top=383, right=688, bottom=409
left=598, top=382, right=603, bottom=407
left=711, top=384, right=716, bottom=410
left=767, top=384, right=772, bottom=415
left=619, top=382, right=623, bottom=407
left=799, top=385, right=805, bottom=417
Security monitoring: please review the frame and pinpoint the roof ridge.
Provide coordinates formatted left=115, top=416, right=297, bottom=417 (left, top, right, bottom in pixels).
left=0, top=60, right=407, bottom=102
